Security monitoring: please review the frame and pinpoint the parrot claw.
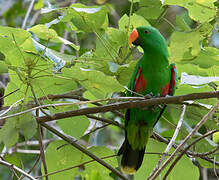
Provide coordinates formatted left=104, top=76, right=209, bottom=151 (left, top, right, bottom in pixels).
left=144, top=92, right=153, bottom=99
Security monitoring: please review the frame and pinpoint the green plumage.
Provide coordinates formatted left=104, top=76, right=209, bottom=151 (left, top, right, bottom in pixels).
left=118, top=26, right=177, bottom=174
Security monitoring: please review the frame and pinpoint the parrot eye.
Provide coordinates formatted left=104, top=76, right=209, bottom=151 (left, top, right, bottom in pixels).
left=144, top=30, right=150, bottom=34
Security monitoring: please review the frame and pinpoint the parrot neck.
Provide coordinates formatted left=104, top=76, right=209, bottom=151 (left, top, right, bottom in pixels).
left=140, top=51, right=169, bottom=67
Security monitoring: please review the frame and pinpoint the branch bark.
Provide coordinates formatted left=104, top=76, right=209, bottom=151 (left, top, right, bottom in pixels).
left=37, top=91, right=219, bottom=123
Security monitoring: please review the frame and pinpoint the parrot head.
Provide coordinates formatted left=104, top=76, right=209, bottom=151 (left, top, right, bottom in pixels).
left=129, top=26, right=169, bottom=56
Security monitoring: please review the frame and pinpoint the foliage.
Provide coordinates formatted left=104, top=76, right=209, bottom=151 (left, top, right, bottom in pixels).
left=0, top=0, right=218, bottom=180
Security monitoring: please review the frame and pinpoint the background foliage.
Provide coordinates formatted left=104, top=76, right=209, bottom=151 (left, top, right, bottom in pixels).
left=0, top=0, right=218, bottom=179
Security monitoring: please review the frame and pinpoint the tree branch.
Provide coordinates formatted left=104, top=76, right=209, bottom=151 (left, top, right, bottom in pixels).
left=0, top=157, right=37, bottom=180
left=149, top=101, right=219, bottom=180
left=40, top=122, right=128, bottom=180
left=37, top=91, right=219, bottom=123
left=152, top=132, right=219, bottom=166
left=163, top=129, right=218, bottom=179
left=86, top=115, right=124, bottom=129
left=150, top=104, right=186, bottom=176
left=22, top=0, right=35, bottom=29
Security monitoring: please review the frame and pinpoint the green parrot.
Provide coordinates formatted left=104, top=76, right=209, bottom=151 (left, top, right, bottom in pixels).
left=118, top=26, right=177, bottom=174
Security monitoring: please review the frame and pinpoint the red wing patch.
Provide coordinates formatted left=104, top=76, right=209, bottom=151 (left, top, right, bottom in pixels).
left=162, top=64, right=177, bottom=96
left=161, top=83, right=170, bottom=96
left=169, top=65, right=177, bottom=95
left=134, top=67, right=146, bottom=93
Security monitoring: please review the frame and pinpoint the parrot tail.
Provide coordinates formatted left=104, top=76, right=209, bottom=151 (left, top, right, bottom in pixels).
left=118, top=138, right=145, bottom=174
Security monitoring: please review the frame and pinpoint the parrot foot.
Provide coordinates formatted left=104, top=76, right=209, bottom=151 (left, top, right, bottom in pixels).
left=144, top=92, right=153, bottom=99
left=144, top=93, right=163, bottom=111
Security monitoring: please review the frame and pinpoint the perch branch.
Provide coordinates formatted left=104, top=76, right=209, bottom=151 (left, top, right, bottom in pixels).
left=37, top=91, right=219, bottom=123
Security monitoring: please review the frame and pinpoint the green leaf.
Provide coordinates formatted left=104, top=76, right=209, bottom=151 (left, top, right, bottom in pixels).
left=81, top=146, right=117, bottom=179
left=29, top=25, right=79, bottom=50
left=62, top=3, right=107, bottom=32
left=106, top=28, right=126, bottom=46
left=34, top=0, right=43, bottom=10
left=213, top=131, right=219, bottom=144
left=0, top=26, right=31, bottom=45
left=19, top=112, right=37, bottom=140
left=116, top=61, right=137, bottom=85
left=136, top=0, right=164, bottom=19
left=32, top=39, right=66, bottom=71
left=0, top=118, right=19, bottom=148
left=43, top=140, right=84, bottom=179
left=175, top=63, right=209, bottom=77
left=4, top=70, right=30, bottom=106
left=0, top=105, right=36, bottom=148
left=56, top=106, right=90, bottom=139
left=169, top=31, right=201, bottom=61
left=44, top=141, right=117, bottom=180
left=164, top=0, right=217, bottom=23
left=191, top=47, right=219, bottom=68
left=175, top=84, right=217, bottom=105
left=129, top=0, right=140, bottom=2
left=85, top=170, right=102, bottom=180
left=62, top=66, right=124, bottom=98
left=119, top=13, right=150, bottom=33
left=0, top=26, right=34, bottom=67
left=135, top=139, right=199, bottom=179
left=176, top=15, right=191, bottom=31
left=94, top=28, right=126, bottom=67
left=0, top=61, right=8, bottom=73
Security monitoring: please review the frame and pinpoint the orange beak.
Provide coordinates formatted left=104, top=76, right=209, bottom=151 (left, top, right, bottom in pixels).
left=128, top=29, right=139, bottom=47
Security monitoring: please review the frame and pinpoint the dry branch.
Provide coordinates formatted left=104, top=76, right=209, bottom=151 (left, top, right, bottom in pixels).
left=37, top=91, right=219, bottom=123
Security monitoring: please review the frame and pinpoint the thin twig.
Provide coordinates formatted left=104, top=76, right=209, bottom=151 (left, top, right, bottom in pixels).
left=0, top=88, right=20, bottom=100
left=94, top=31, right=117, bottom=63
left=40, top=122, right=128, bottom=180
left=14, top=149, right=41, bottom=154
left=83, top=123, right=110, bottom=137
left=30, top=84, right=51, bottom=117
left=189, top=144, right=219, bottom=157
left=37, top=91, right=219, bottom=123
left=0, top=157, right=37, bottom=180
left=86, top=115, right=124, bottom=129
left=37, top=123, right=48, bottom=180
left=22, top=0, right=35, bottom=29
left=0, top=98, right=23, bottom=117
left=149, top=101, right=219, bottom=180
left=213, top=156, right=219, bottom=180
left=60, top=31, right=69, bottom=53
left=150, top=104, right=186, bottom=176
left=152, top=132, right=219, bottom=166
left=163, top=130, right=218, bottom=179
left=19, top=154, right=41, bottom=180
